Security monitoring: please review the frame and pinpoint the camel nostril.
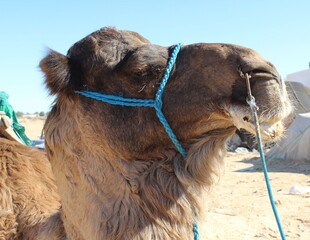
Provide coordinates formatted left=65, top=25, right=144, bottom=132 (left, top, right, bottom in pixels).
left=243, top=116, right=249, bottom=122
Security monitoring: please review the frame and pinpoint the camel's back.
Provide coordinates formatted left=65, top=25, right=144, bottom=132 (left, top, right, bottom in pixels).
left=0, top=137, right=64, bottom=240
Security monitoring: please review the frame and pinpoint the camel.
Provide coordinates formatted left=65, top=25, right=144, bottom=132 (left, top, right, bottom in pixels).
left=40, top=27, right=292, bottom=240
left=0, top=115, right=65, bottom=239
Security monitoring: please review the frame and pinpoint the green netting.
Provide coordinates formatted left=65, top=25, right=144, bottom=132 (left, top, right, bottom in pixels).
left=0, top=91, right=32, bottom=145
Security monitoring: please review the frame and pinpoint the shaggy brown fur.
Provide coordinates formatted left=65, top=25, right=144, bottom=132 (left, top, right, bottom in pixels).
left=41, top=27, right=292, bottom=239
left=0, top=127, right=65, bottom=240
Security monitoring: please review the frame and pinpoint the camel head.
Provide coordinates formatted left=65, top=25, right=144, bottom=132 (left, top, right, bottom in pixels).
left=40, top=27, right=292, bottom=239
left=41, top=27, right=291, bottom=159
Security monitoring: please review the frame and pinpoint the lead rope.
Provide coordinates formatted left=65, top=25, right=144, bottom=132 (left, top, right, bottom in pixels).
left=241, top=72, right=286, bottom=240
left=76, top=43, right=199, bottom=240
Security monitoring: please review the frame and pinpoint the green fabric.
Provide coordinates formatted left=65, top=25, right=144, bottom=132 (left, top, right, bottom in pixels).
left=0, top=91, right=32, bottom=146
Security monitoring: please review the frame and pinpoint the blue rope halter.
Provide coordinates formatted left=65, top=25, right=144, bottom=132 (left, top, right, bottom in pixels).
left=75, top=43, right=186, bottom=157
left=75, top=43, right=200, bottom=239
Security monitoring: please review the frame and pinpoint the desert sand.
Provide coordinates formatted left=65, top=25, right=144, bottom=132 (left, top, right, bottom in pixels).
left=20, top=118, right=310, bottom=240
left=19, top=117, right=45, bottom=140
left=200, top=152, right=310, bottom=240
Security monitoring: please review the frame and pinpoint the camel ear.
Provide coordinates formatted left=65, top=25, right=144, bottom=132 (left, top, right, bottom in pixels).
left=40, top=50, right=70, bottom=95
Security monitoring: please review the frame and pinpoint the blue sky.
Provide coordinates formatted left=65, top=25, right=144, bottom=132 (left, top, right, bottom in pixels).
left=1, top=0, right=309, bottom=112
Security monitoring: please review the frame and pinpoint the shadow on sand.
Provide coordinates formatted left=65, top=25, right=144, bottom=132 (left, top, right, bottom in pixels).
left=235, top=154, right=310, bottom=175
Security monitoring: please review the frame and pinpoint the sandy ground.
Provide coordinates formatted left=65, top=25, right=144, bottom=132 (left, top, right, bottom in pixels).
left=20, top=118, right=310, bottom=240
left=200, top=153, right=310, bottom=240
left=19, top=117, right=45, bottom=140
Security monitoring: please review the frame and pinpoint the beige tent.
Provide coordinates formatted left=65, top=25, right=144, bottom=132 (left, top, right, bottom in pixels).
left=266, top=112, right=310, bottom=162
left=286, top=81, right=310, bottom=114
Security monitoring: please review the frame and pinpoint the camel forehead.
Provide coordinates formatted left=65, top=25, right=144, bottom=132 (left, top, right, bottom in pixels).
left=67, top=28, right=150, bottom=57
left=67, top=27, right=252, bottom=57
left=66, top=27, right=263, bottom=69
left=78, top=27, right=150, bottom=45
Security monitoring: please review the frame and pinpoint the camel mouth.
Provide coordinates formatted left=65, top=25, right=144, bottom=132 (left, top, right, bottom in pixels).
left=238, top=116, right=285, bottom=141
left=230, top=68, right=292, bottom=142
left=228, top=99, right=292, bottom=142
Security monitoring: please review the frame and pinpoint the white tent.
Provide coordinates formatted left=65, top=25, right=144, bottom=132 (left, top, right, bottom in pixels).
left=266, top=113, right=310, bottom=162
left=286, top=69, right=310, bottom=88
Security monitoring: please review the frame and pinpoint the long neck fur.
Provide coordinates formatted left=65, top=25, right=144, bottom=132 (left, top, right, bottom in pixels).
left=45, top=104, right=236, bottom=239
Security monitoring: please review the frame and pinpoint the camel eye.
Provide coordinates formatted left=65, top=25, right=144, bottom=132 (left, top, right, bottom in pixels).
left=134, top=65, right=164, bottom=78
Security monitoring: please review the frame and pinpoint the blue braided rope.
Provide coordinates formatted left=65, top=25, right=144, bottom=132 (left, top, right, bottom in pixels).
left=248, top=97, right=286, bottom=240
left=75, top=91, right=156, bottom=107
left=193, top=209, right=200, bottom=240
left=75, top=43, right=199, bottom=239
left=155, top=43, right=181, bottom=102
left=153, top=43, right=187, bottom=158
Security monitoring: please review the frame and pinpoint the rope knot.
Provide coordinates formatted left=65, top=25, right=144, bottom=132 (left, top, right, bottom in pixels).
left=154, top=99, right=163, bottom=111
left=246, top=96, right=259, bottom=111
